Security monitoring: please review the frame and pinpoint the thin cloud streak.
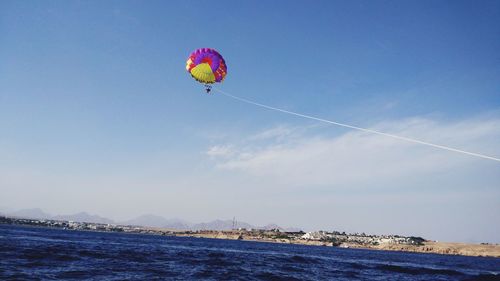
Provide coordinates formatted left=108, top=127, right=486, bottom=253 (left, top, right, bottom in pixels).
left=207, top=115, right=500, bottom=188
left=216, top=89, right=500, bottom=162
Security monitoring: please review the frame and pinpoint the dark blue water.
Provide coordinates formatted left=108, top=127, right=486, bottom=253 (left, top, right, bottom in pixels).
left=0, top=224, right=499, bottom=280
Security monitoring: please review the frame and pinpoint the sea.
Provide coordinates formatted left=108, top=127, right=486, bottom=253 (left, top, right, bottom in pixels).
left=0, top=224, right=499, bottom=280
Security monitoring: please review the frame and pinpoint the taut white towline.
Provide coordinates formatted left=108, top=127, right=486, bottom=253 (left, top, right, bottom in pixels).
left=214, top=88, right=500, bottom=163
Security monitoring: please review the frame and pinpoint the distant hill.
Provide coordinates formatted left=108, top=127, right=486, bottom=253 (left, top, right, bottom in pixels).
left=7, top=209, right=115, bottom=224
left=121, top=214, right=190, bottom=230
left=52, top=212, right=115, bottom=224
left=191, top=219, right=254, bottom=231
left=9, top=208, right=52, bottom=220
left=122, top=216, right=295, bottom=232
left=4, top=208, right=301, bottom=232
left=261, top=223, right=282, bottom=231
left=259, top=223, right=301, bottom=232
left=0, top=206, right=14, bottom=215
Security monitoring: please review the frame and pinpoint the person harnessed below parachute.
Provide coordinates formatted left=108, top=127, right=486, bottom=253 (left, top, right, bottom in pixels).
left=204, top=84, right=212, bottom=94
left=186, top=48, right=227, bottom=94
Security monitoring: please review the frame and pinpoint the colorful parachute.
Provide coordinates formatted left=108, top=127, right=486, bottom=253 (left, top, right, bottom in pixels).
left=186, top=48, right=227, bottom=93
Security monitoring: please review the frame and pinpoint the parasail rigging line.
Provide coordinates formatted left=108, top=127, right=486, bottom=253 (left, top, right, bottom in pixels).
left=214, top=88, right=500, bottom=163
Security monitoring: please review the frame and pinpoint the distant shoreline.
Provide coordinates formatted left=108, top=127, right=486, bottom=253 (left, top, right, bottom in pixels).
left=1, top=216, right=499, bottom=258
left=174, top=231, right=500, bottom=258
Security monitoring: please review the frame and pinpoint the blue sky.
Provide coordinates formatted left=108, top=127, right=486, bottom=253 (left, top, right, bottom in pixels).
left=1, top=1, right=499, bottom=242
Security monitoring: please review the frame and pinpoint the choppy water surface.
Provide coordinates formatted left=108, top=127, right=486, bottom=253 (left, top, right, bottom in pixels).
left=0, top=224, right=499, bottom=280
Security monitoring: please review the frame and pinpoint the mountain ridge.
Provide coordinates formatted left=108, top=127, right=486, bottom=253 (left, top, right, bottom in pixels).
left=4, top=208, right=301, bottom=232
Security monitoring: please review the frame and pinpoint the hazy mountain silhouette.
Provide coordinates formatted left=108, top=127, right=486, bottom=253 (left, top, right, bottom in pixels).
left=6, top=209, right=114, bottom=224
left=191, top=219, right=254, bottom=231
left=9, top=208, right=52, bottom=220
left=52, top=212, right=115, bottom=224
left=261, top=223, right=302, bottom=232
left=121, top=214, right=190, bottom=229
left=0, top=206, right=13, bottom=215
left=4, top=208, right=300, bottom=231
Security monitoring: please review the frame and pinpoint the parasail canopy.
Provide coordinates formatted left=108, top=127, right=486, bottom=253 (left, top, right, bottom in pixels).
left=186, top=48, right=227, bottom=84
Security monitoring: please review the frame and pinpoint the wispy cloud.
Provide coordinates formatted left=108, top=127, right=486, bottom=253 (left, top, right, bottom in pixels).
left=248, top=125, right=295, bottom=141
left=206, top=114, right=500, bottom=189
left=206, top=145, right=234, bottom=158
